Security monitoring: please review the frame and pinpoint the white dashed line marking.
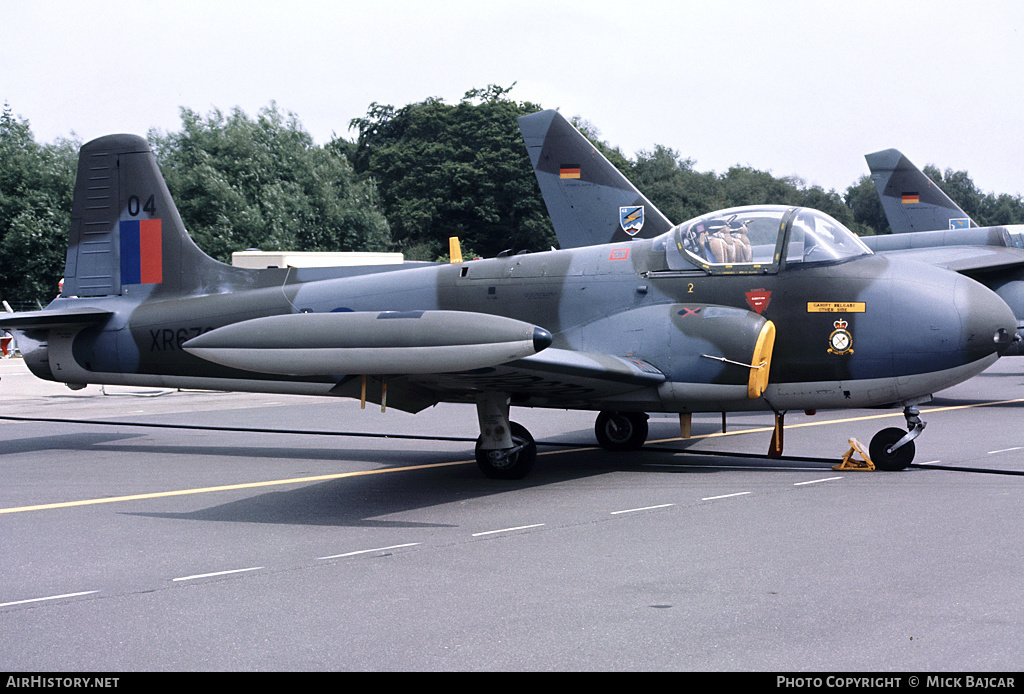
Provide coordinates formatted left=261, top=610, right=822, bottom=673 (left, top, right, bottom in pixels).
left=701, top=492, right=751, bottom=501
left=611, top=504, right=675, bottom=515
left=0, top=590, right=98, bottom=608
left=472, top=524, right=545, bottom=537
left=172, top=567, right=264, bottom=581
left=794, top=476, right=843, bottom=486
left=317, top=543, right=421, bottom=560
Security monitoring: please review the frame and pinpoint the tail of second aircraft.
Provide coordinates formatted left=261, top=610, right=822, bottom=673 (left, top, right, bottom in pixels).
left=518, top=110, right=673, bottom=248
left=62, top=134, right=256, bottom=299
left=865, top=148, right=976, bottom=234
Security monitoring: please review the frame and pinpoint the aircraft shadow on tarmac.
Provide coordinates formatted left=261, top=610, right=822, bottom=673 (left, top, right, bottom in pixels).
left=0, top=421, right=839, bottom=528
left=125, top=447, right=621, bottom=528
left=121, top=429, right=839, bottom=528
left=0, top=432, right=143, bottom=456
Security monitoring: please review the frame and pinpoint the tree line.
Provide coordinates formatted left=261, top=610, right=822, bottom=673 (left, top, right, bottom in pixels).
left=3, top=88, right=1024, bottom=306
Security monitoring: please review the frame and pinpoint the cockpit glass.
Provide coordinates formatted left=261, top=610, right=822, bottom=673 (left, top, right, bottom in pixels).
left=664, top=205, right=870, bottom=271
left=785, top=208, right=871, bottom=265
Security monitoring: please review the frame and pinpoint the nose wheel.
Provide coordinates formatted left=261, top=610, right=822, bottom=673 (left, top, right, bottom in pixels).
left=869, top=404, right=926, bottom=471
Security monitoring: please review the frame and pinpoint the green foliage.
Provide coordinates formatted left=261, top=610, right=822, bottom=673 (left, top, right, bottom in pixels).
left=0, top=104, right=79, bottom=305
left=149, top=104, right=391, bottom=263
left=921, top=164, right=1024, bottom=228
left=624, top=148, right=860, bottom=231
left=844, top=175, right=889, bottom=235
left=349, top=86, right=554, bottom=260
left=629, top=145, right=720, bottom=223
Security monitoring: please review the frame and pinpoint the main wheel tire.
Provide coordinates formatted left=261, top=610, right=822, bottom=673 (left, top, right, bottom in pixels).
left=475, top=422, right=537, bottom=480
left=869, top=427, right=915, bottom=471
left=595, top=411, right=649, bottom=451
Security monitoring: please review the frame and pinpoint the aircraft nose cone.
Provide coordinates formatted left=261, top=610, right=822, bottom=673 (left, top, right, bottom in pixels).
left=886, top=263, right=1016, bottom=378
left=954, top=275, right=1018, bottom=360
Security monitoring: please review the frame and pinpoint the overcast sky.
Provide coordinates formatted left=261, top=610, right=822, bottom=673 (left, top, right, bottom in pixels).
left=4, top=0, right=1024, bottom=197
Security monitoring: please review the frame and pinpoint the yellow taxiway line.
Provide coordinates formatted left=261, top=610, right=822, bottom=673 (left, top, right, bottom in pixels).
left=0, top=461, right=471, bottom=515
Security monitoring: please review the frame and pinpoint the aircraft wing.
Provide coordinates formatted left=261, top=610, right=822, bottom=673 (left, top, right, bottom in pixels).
left=184, top=310, right=666, bottom=413
left=372, top=349, right=666, bottom=413
left=862, top=226, right=1024, bottom=274
left=875, top=245, right=1024, bottom=273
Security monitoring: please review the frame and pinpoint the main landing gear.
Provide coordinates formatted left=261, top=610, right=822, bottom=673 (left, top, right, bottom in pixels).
left=474, top=393, right=537, bottom=479
left=594, top=411, right=649, bottom=451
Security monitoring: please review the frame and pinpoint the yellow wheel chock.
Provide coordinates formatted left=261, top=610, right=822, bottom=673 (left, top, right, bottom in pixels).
left=834, top=438, right=875, bottom=471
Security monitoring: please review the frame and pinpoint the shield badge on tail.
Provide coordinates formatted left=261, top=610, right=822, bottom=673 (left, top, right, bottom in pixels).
left=620, top=206, right=645, bottom=236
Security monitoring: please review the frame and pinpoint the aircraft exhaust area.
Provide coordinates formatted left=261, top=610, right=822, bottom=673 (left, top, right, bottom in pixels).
left=0, top=357, right=1023, bottom=671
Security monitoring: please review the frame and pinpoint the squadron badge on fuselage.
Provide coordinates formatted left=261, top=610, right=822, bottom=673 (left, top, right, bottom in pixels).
left=620, top=206, right=644, bottom=236
left=828, top=320, right=854, bottom=355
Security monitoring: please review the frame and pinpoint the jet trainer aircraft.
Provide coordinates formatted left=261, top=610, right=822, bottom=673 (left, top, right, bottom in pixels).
left=0, top=128, right=1016, bottom=479
left=863, top=148, right=1024, bottom=342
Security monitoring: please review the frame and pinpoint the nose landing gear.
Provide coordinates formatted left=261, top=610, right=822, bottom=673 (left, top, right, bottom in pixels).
left=869, top=403, right=926, bottom=471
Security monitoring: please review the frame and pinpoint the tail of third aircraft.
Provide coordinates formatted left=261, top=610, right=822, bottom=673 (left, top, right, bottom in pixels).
left=865, top=148, right=976, bottom=234
left=62, top=134, right=256, bottom=300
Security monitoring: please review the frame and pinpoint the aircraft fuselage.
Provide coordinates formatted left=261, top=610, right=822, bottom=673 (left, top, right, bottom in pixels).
left=22, top=234, right=1012, bottom=416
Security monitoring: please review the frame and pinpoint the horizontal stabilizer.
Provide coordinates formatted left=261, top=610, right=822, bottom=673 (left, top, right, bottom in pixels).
left=183, top=310, right=553, bottom=376
left=0, top=307, right=112, bottom=330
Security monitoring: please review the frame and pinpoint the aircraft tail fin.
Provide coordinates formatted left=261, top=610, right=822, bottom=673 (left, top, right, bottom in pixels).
left=865, top=148, right=976, bottom=233
left=63, top=134, right=255, bottom=298
left=517, top=110, right=673, bottom=248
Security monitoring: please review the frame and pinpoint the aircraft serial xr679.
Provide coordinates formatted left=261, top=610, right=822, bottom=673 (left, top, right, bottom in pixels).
left=0, top=127, right=1017, bottom=478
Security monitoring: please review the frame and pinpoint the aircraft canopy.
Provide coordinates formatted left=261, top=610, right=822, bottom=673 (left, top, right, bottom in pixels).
left=661, top=205, right=872, bottom=273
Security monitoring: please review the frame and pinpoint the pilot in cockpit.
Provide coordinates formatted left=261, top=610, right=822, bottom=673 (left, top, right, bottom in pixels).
left=728, top=218, right=753, bottom=262
left=690, top=216, right=753, bottom=263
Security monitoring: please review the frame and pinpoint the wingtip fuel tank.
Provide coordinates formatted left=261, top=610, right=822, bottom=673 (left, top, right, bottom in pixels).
left=183, top=310, right=552, bottom=376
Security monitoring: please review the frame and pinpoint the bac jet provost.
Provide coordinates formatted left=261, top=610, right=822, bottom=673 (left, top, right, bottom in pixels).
left=0, top=130, right=1017, bottom=479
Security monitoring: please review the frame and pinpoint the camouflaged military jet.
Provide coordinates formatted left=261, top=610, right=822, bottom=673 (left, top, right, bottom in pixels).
left=862, top=148, right=1024, bottom=347
left=0, top=129, right=1016, bottom=480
